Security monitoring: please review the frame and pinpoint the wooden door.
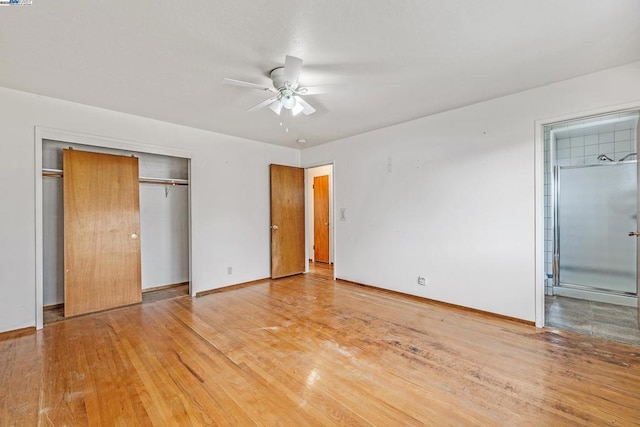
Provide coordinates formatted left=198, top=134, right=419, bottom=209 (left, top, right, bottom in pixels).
left=313, top=175, right=330, bottom=263
left=270, top=164, right=305, bottom=278
left=63, top=149, right=142, bottom=317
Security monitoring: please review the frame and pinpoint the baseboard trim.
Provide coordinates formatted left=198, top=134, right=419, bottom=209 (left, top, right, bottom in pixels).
left=309, top=260, right=334, bottom=265
left=336, top=278, right=534, bottom=326
left=0, top=326, right=36, bottom=340
left=142, top=282, right=189, bottom=294
left=44, top=303, right=64, bottom=311
left=196, top=277, right=270, bottom=297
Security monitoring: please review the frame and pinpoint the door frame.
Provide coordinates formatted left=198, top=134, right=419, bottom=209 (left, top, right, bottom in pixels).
left=34, top=127, right=193, bottom=330
left=304, top=162, right=336, bottom=280
left=534, top=101, right=640, bottom=328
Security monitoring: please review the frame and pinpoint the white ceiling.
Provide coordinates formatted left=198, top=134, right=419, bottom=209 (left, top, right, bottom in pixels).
left=1, top=1, right=639, bottom=149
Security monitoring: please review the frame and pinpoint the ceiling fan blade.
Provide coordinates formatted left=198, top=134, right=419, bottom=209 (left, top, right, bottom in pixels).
left=247, top=96, right=279, bottom=112
left=296, top=85, right=331, bottom=95
left=268, top=100, right=283, bottom=115
left=283, top=55, right=303, bottom=87
left=294, top=96, right=316, bottom=116
left=224, top=78, right=274, bottom=92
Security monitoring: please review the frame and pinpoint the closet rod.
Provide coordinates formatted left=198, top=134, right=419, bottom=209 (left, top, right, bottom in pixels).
left=41, top=168, right=189, bottom=186
left=139, top=176, right=189, bottom=186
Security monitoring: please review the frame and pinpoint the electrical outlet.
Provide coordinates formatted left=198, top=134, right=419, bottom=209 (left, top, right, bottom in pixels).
left=417, top=276, right=426, bottom=286
left=227, top=266, right=233, bottom=275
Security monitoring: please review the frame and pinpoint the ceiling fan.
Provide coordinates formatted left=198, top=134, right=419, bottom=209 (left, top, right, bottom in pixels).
left=224, top=55, right=329, bottom=116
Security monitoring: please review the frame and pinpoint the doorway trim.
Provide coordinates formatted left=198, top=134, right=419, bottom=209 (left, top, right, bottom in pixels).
left=304, top=161, right=336, bottom=280
left=534, top=101, right=640, bottom=328
left=34, top=127, right=193, bottom=329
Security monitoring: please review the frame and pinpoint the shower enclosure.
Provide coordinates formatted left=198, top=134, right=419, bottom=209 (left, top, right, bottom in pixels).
left=556, top=163, right=636, bottom=294
left=544, top=111, right=640, bottom=305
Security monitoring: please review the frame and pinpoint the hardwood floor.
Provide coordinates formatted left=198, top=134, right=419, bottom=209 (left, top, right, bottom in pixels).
left=3, top=265, right=640, bottom=425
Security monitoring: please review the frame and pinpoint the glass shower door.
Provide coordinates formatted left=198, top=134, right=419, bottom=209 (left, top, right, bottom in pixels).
left=557, top=163, right=638, bottom=294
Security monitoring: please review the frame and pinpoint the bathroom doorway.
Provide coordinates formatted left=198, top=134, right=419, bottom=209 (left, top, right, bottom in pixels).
left=543, top=110, right=640, bottom=345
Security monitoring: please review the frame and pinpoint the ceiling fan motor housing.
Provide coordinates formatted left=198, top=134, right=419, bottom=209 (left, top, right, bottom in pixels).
left=270, top=67, right=293, bottom=90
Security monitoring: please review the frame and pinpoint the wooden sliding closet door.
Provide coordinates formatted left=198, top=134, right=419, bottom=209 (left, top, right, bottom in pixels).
left=63, top=149, right=142, bottom=317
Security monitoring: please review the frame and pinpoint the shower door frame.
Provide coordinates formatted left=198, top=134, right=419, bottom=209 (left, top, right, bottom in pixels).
left=553, top=161, right=638, bottom=297
left=534, top=102, right=640, bottom=328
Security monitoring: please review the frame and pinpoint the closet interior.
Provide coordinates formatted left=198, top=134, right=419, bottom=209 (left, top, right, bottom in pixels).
left=42, top=139, right=190, bottom=317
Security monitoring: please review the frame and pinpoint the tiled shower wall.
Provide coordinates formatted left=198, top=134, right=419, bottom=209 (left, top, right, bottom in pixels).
left=555, top=127, right=635, bottom=167
left=543, top=113, right=638, bottom=295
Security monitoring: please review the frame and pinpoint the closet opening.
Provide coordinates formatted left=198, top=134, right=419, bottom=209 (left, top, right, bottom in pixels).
left=35, top=129, right=192, bottom=328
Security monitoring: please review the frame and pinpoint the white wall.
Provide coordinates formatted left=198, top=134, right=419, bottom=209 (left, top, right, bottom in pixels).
left=140, top=184, right=189, bottom=290
left=42, top=177, right=63, bottom=305
left=0, top=87, right=299, bottom=333
left=306, top=165, right=334, bottom=263
left=301, top=61, right=640, bottom=322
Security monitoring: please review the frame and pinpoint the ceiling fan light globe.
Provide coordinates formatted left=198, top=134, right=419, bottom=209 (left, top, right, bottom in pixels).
left=268, top=101, right=283, bottom=115
left=281, top=95, right=296, bottom=110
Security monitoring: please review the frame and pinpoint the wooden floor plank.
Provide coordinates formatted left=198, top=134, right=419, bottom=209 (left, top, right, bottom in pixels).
left=2, top=264, right=640, bottom=425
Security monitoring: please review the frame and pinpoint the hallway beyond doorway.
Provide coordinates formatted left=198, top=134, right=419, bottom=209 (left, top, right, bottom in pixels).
left=308, top=260, right=333, bottom=280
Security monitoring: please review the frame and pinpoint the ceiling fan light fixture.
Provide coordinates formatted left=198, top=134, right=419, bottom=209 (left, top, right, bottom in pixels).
left=224, top=55, right=322, bottom=117
left=281, top=93, right=296, bottom=110
left=269, top=100, right=283, bottom=115
left=291, top=101, right=304, bottom=116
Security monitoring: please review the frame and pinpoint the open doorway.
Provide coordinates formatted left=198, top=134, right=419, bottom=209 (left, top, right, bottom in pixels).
left=305, top=164, right=334, bottom=278
left=541, top=110, right=640, bottom=345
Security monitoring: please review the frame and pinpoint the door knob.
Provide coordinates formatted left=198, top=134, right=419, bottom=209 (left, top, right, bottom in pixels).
left=271, top=225, right=279, bottom=230
left=629, top=231, right=640, bottom=237
left=325, top=222, right=329, bottom=226
left=131, top=233, right=138, bottom=239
